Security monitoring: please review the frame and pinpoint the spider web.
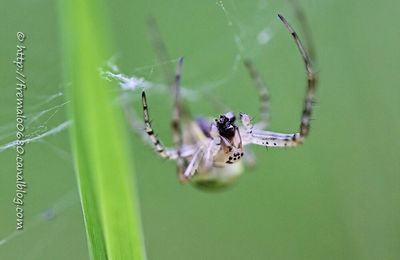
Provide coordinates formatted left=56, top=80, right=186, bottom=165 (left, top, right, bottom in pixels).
left=0, top=0, right=288, bottom=254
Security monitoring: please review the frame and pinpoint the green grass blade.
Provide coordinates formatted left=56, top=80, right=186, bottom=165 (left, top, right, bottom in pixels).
left=58, top=1, right=146, bottom=259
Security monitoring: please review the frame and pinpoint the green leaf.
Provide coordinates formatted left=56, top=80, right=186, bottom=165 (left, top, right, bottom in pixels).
left=58, top=1, right=146, bottom=259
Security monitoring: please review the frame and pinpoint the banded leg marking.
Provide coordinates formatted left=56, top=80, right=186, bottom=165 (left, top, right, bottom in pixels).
left=243, top=59, right=270, bottom=129
left=278, top=14, right=317, bottom=139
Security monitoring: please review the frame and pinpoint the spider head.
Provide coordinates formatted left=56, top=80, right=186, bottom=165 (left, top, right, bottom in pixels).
left=215, top=112, right=237, bottom=139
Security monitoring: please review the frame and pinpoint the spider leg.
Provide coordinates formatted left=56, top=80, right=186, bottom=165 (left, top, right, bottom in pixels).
left=278, top=14, right=317, bottom=139
left=147, top=19, right=193, bottom=180
left=246, top=129, right=301, bottom=148
left=203, top=143, right=215, bottom=170
left=123, top=100, right=149, bottom=141
left=203, top=123, right=221, bottom=170
left=181, top=123, right=222, bottom=180
left=243, top=59, right=270, bottom=129
left=147, top=17, right=192, bottom=118
left=183, top=147, right=204, bottom=179
left=171, top=57, right=187, bottom=179
left=289, top=0, right=317, bottom=62
left=124, top=92, right=199, bottom=161
left=141, top=91, right=178, bottom=159
left=240, top=113, right=301, bottom=148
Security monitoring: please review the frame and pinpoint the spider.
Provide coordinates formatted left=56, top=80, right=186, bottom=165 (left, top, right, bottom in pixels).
left=140, top=14, right=317, bottom=190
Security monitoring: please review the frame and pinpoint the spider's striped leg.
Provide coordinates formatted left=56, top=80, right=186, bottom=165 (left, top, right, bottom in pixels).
left=243, top=59, right=270, bottom=129
left=141, top=91, right=176, bottom=159
left=124, top=102, right=152, bottom=142
left=240, top=17, right=316, bottom=148
left=278, top=14, right=317, bottom=139
left=289, top=0, right=317, bottom=62
left=240, top=113, right=301, bottom=148
left=147, top=19, right=193, bottom=179
left=171, top=57, right=188, bottom=180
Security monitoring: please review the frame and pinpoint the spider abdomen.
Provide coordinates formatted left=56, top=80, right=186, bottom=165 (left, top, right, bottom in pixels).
left=192, top=161, right=244, bottom=191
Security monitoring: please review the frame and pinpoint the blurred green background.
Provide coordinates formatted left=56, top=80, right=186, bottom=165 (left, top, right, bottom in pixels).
left=1, top=0, right=399, bottom=259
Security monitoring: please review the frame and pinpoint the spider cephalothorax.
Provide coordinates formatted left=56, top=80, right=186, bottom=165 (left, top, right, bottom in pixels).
left=139, top=14, right=317, bottom=190
left=215, top=112, right=237, bottom=139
